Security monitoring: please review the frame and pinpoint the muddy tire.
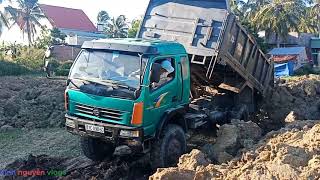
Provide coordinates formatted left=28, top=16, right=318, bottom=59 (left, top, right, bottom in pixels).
left=150, top=124, right=186, bottom=169
left=80, top=137, right=115, bottom=161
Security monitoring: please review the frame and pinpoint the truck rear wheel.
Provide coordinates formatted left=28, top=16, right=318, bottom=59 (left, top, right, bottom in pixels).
left=150, top=124, right=186, bottom=169
left=80, top=137, right=115, bottom=161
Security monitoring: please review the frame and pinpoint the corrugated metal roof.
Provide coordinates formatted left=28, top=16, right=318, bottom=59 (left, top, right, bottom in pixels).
left=273, top=55, right=298, bottom=63
left=39, top=4, right=97, bottom=32
left=268, top=47, right=306, bottom=55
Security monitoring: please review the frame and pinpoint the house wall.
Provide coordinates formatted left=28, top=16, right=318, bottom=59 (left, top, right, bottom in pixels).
left=60, top=29, right=106, bottom=46
left=51, top=45, right=81, bottom=61
left=266, top=32, right=315, bottom=48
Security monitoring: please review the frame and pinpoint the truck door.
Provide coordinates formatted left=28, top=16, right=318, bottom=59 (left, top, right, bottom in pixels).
left=144, top=57, right=180, bottom=129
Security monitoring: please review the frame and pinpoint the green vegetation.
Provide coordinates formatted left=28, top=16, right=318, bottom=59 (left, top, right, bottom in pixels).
left=97, top=10, right=110, bottom=25
left=128, top=19, right=141, bottom=38
left=105, top=15, right=128, bottom=38
left=231, top=0, right=320, bottom=49
left=294, top=64, right=320, bottom=75
left=0, top=60, right=31, bottom=76
left=5, top=0, right=46, bottom=46
left=0, top=128, right=81, bottom=169
left=97, top=10, right=142, bottom=38
left=51, top=60, right=73, bottom=76
left=35, top=28, right=67, bottom=48
left=97, top=11, right=128, bottom=38
left=0, top=3, right=9, bottom=36
left=0, top=43, right=45, bottom=76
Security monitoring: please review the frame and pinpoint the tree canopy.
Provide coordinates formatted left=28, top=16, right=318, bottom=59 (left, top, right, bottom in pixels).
left=230, top=0, right=320, bottom=47
left=5, top=0, right=46, bottom=45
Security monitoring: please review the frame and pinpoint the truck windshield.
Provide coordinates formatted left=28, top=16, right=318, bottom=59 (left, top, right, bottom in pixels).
left=70, top=50, right=147, bottom=89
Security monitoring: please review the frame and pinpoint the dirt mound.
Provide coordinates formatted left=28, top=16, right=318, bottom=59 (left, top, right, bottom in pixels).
left=253, top=74, right=320, bottom=133
left=150, top=120, right=320, bottom=180
left=0, top=76, right=66, bottom=128
left=273, top=75, right=320, bottom=120
left=202, top=120, right=262, bottom=164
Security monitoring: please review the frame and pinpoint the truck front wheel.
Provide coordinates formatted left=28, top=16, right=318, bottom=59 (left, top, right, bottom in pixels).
left=80, top=137, right=115, bottom=161
left=150, top=124, right=186, bottom=169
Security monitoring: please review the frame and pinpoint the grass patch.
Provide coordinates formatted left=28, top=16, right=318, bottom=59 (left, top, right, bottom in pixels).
left=0, top=60, right=31, bottom=76
left=0, top=128, right=81, bottom=169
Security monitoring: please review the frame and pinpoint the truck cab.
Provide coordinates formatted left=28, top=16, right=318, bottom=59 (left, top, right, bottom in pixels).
left=66, top=38, right=191, bottom=167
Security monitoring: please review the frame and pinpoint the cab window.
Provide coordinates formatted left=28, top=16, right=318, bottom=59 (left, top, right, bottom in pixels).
left=150, top=58, right=175, bottom=90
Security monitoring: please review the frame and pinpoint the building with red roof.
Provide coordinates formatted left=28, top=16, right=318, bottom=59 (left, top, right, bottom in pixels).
left=39, top=4, right=97, bottom=33
left=0, top=4, right=106, bottom=45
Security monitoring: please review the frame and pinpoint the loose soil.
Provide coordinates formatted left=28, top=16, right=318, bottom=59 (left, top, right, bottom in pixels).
left=0, top=75, right=319, bottom=180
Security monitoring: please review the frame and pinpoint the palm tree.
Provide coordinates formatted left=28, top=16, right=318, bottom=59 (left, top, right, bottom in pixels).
left=128, top=19, right=141, bottom=38
left=311, top=0, right=320, bottom=37
left=0, top=0, right=10, bottom=35
left=105, top=15, right=128, bottom=38
left=97, top=10, right=110, bottom=24
left=5, top=0, right=46, bottom=45
left=252, top=0, right=306, bottom=47
left=298, top=7, right=317, bottom=33
left=0, top=11, right=9, bottom=35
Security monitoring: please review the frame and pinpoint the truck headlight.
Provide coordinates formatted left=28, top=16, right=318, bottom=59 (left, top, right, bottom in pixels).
left=66, top=119, right=75, bottom=128
left=120, top=130, right=140, bottom=138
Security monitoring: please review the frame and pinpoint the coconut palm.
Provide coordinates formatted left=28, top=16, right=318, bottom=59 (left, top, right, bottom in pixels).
left=0, top=11, right=9, bottom=35
left=311, top=0, right=320, bottom=37
left=97, top=10, right=110, bottom=24
left=5, top=0, right=46, bottom=45
left=252, top=0, right=306, bottom=47
left=105, top=15, right=128, bottom=38
left=0, top=0, right=10, bottom=35
left=128, top=19, right=141, bottom=38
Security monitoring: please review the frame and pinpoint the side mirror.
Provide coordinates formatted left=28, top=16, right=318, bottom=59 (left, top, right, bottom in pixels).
left=150, top=63, right=161, bottom=84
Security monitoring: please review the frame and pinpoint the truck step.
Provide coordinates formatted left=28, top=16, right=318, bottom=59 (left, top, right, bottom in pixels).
left=185, top=113, right=208, bottom=129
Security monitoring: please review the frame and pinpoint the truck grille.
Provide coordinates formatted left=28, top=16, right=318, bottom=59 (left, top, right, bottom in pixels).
left=75, top=103, right=124, bottom=121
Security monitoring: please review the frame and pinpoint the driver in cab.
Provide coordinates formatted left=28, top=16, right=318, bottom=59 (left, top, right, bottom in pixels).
left=152, top=59, right=175, bottom=89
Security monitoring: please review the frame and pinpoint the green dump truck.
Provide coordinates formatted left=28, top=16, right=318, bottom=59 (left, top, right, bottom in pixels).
left=64, top=0, right=274, bottom=168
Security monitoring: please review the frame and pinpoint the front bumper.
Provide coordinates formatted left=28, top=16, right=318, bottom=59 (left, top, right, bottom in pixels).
left=65, top=114, right=144, bottom=151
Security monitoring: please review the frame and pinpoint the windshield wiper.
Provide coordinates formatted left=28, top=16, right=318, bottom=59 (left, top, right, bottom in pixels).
left=67, top=79, right=81, bottom=89
left=73, top=77, right=113, bottom=87
left=100, top=79, right=136, bottom=91
left=72, top=77, right=135, bottom=91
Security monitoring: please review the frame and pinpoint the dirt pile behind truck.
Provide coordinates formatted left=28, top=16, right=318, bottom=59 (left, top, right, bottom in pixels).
left=0, top=76, right=66, bottom=129
left=254, top=74, right=320, bottom=132
left=151, top=75, right=320, bottom=180
left=150, top=120, right=320, bottom=180
left=266, top=74, right=320, bottom=121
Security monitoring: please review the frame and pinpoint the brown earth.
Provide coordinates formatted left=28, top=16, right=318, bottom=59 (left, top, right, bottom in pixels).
left=150, top=120, right=320, bottom=180
left=255, top=74, right=320, bottom=133
left=0, top=76, right=66, bottom=129
left=1, top=75, right=319, bottom=180
left=151, top=74, right=320, bottom=180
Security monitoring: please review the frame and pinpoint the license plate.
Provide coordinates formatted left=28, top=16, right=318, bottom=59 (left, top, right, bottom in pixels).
left=85, top=124, right=104, bottom=133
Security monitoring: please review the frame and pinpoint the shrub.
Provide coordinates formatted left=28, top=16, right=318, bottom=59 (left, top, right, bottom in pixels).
left=0, top=60, right=31, bottom=76
left=14, top=47, right=45, bottom=70
left=55, top=61, right=73, bottom=76
left=294, top=64, right=320, bottom=76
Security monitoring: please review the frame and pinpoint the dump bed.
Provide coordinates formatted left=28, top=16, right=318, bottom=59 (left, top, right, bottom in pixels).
left=138, top=0, right=274, bottom=96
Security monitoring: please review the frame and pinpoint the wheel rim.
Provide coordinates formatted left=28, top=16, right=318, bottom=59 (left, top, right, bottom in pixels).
left=166, top=138, right=182, bottom=166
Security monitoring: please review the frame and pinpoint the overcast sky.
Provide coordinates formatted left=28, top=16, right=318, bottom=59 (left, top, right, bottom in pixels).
left=38, top=0, right=149, bottom=23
